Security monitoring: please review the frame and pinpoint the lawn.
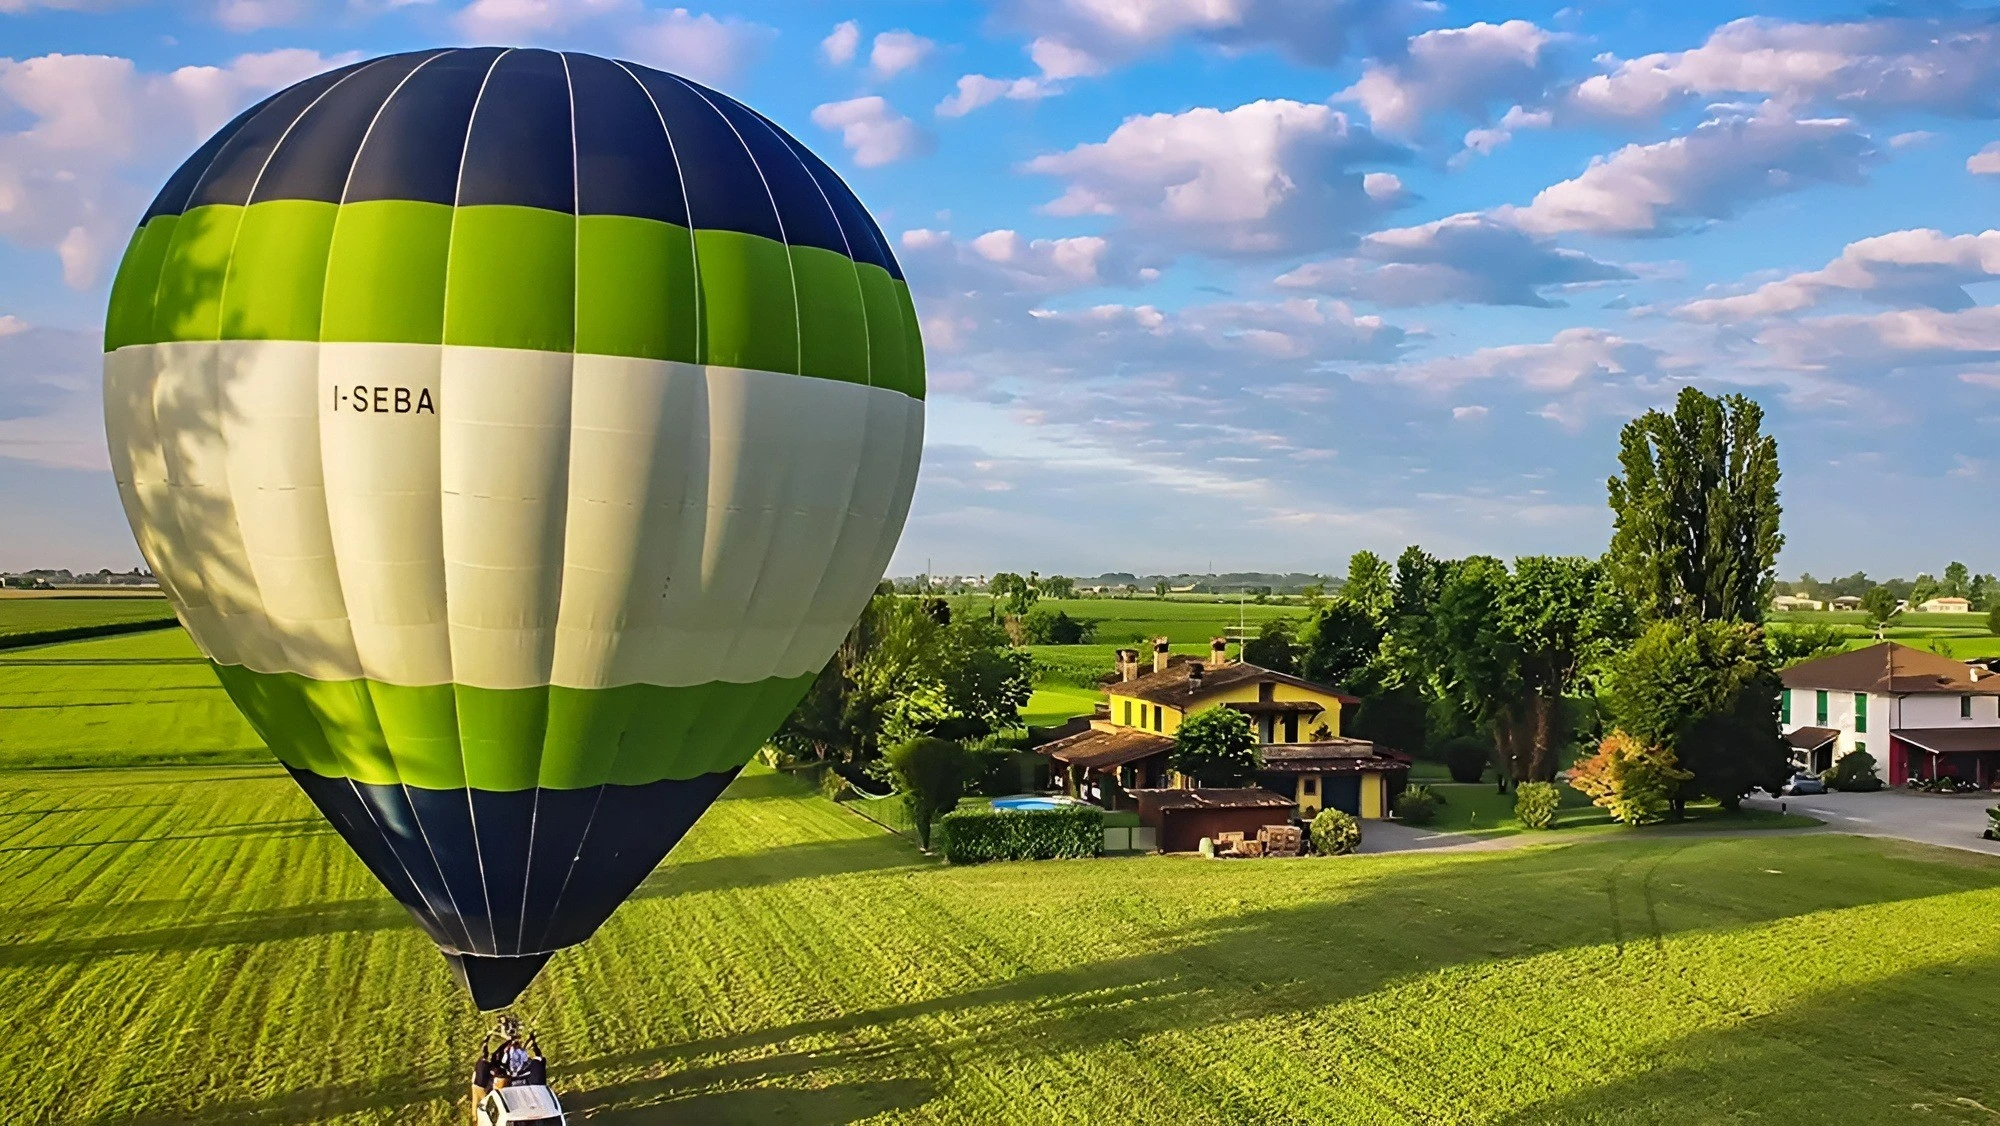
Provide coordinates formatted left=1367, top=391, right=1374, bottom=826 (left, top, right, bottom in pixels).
left=9, top=762, right=2000, bottom=1123
left=0, top=594, right=175, bottom=641
left=0, top=627, right=266, bottom=768
left=1419, top=782, right=1820, bottom=837
left=1020, top=684, right=1102, bottom=727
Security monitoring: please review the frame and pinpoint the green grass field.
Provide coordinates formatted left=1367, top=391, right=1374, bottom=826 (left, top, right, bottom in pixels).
left=0, top=595, right=175, bottom=641
left=1419, top=782, right=1819, bottom=837
left=0, top=628, right=265, bottom=769
left=9, top=763, right=2000, bottom=1123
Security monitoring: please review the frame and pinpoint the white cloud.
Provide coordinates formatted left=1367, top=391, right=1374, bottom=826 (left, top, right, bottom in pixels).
left=1677, top=229, right=2000, bottom=322
left=900, top=227, right=1155, bottom=295
left=1458, top=104, right=1551, bottom=163
left=212, top=0, right=311, bottom=31
left=1369, top=327, right=1672, bottom=392
left=869, top=30, right=934, bottom=79
left=937, top=73, right=1056, bottom=117
left=1005, top=0, right=1433, bottom=72
left=1339, top=21, right=1562, bottom=137
left=1277, top=211, right=1632, bottom=307
left=810, top=96, right=933, bottom=168
left=1451, top=404, right=1489, bottom=419
left=821, top=19, right=861, bottom=66
left=0, top=49, right=351, bottom=289
left=1502, top=109, right=1876, bottom=238
left=622, top=9, right=773, bottom=85
left=453, top=0, right=627, bottom=39
left=1969, top=142, right=2000, bottom=176
left=1025, top=99, right=1407, bottom=255
left=1571, top=14, right=2000, bottom=121
left=0, top=315, right=26, bottom=338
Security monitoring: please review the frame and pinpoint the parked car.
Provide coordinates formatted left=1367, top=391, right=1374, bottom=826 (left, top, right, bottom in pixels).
left=1783, top=772, right=1828, bottom=795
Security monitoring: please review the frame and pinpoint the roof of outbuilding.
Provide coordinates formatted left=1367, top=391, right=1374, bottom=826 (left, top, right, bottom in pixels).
left=1258, top=740, right=1411, bottom=773
left=1105, top=661, right=1360, bottom=709
left=1780, top=642, right=2000, bottom=696
left=1892, top=727, right=2000, bottom=754
left=1126, top=787, right=1296, bottom=811
left=1782, top=726, right=1839, bottom=750
left=1037, top=727, right=1175, bottom=770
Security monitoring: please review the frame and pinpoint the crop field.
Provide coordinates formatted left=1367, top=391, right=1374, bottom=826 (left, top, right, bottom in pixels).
left=953, top=595, right=1306, bottom=646
left=0, top=595, right=175, bottom=641
left=0, top=629, right=264, bottom=769
left=8, top=761, right=2000, bottom=1124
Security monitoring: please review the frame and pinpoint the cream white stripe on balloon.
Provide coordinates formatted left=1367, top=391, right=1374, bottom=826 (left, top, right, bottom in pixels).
left=104, top=339, right=922, bottom=692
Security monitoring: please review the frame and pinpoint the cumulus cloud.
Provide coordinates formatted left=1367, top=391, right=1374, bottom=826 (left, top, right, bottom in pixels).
left=1276, top=211, right=1632, bottom=307
left=821, top=19, right=860, bottom=65
left=1752, top=306, right=2000, bottom=392
left=1364, top=327, right=1675, bottom=393
left=622, top=8, right=773, bottom=85
left=1969, top=142, right=2000, bottom=176
left=1005, top=0, right=1433, bottom=74
left=1677, top=229, right=2000, bottom=321
left=811, top=96, right=933, bottom=168
left=869, top=30, right=934, bottom=79
left=937, top=73, right=1056, bottom=117
left=1571, top=14, right=2000, bottom=121
left=1025, top=99, right=1407, bottom=255
left=899, top=227, right=1157, bottom=295
left=1502, top=109, right=1876, bottom=238
left=1339, top=21, right=1563, bottom=137
left=212, top=0, right=311, bottom=31
left=0, top=48, right=351, bottom=289
left=453, top=0, right=627, bottom=40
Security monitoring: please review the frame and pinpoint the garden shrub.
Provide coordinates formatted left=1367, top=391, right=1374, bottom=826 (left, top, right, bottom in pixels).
left=1393, top=784, right=1438, bottom=825
left=816, top=767, right=854, bottom=802
left=885, top=737, right=972, bottom=850
left=1310, top=808, right=1361, bottom=856
left=1828, top=750, right=1884, bottom=792
left=937, top=805, right=1104, bottom=864
left=1514, top=781, right=1561, bottom=830
left=1442, top=735, right=1489, bottom=783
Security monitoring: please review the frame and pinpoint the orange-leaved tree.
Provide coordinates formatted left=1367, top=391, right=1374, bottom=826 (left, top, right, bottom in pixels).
left=1568, top=730, right=1691, bottom=826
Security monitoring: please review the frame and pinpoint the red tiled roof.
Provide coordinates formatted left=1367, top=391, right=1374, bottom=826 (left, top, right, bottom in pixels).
left=1781, top=642, right=2000, bottom=696
left=1106, top=661, right=1360, bottom=708
left=1037, top=727, right=1174, bottom=770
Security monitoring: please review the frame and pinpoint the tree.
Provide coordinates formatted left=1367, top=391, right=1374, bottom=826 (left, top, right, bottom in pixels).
left=1241, top=618, right=1298, bottom=674
left=1910, top=573, right=1940, bottom=609
left=1021, top=607, right=1092, bottom=645
left=1568, top=731, right=1690, bottom=825
left=1607, top=387, right=1783, bottom=624
left=990, top=572, right=1036, bottom=615
left=1495, top=556, right=1632, bottom=781
left=1607, top=618, right=1791, bottom=813
left=1945, top=562, right=1970, bottom=599
left=1154, top=578, right=1170, bottom=598
left=1170, top=707, right=1259, bottom=786
left=1766, top=624, right=1844, bottom=668
left=885, top=736, right=971, bottom=850
left=1341, top=550, right=1395, bottom=626
left=1863, top=586, right=1899, bottom=636
left=1039, top=575, right=1076, bottom=600
left=1297, top=597, right=1384, bottom=688
left=1989, top=602, right=2000, bottom=638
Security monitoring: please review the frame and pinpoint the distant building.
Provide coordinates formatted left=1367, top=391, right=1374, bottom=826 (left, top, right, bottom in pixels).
left=1771, top=595, right=1824, bottom=611
left=1829, top=595, right=1864, bottom=611
left=1780, top=642, right=2000, bottom=786
left=1918, top=596, right=1974, bottom=613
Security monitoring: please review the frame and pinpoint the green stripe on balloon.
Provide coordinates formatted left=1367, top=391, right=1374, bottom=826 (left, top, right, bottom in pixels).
left=212, top=662, right=816, bottom=790
left=103, top=201, right=924, bottom=400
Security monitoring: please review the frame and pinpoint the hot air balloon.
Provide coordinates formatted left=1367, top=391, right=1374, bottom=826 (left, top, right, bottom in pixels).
left=101, top=48, right=923, bottom=1009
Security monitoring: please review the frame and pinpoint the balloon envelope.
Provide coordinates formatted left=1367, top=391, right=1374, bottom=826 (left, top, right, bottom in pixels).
left=102, top=48, right=923, bottom=1009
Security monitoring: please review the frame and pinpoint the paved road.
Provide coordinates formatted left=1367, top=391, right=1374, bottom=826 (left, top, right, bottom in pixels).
left=1743, top=788, right=2000, bottom=857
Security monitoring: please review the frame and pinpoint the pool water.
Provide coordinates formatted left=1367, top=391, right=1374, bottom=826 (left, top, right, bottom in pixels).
left=990, top=796, right=1080, bottom=812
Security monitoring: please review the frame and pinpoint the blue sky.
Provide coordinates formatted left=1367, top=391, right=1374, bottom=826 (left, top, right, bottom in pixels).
left=5, top=0, right=2000, bottom=579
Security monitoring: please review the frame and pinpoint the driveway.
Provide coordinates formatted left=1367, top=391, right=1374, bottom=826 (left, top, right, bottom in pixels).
left=1743, top=788, right=2000, bottom=857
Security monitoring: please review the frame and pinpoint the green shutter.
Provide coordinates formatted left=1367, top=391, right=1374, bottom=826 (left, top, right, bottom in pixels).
left=1816, top=690, right=1828, bottom=725
left=1781, top=690, right=1791, bottom=725
left=1854, top=693, right=1867, bottom=733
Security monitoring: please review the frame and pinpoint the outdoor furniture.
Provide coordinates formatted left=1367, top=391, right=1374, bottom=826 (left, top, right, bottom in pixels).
left=1257, top=825, right=1303, bottom=858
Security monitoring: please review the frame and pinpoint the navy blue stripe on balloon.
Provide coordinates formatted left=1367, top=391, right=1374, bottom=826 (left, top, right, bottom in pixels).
left=287, top=766, right=739, bottom=962
left=137, top=48, right=904, bottom=279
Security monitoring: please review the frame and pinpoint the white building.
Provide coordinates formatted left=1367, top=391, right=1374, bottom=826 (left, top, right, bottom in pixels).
left=1918, top=596, right=1974, bottom=614
left=1780, top=643, right=2000, bottom=786
left=1770, top=595, right=1824, bottom=611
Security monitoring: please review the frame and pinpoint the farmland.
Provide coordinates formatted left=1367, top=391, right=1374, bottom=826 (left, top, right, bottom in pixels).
left=7, top=760, right=2000, bottom=1123
left=0, top=593, right=174, bottom=642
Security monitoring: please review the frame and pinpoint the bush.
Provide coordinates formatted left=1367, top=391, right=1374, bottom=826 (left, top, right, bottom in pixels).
left=1828, top=750, right=1884, bottom=792
left=1020, top=606, right=1095, bottom=645
left=1393, top=784, right=1438, bottom=825
left=1514, top=781, right=1561, bottom=830
left=1310, top=808, right=1361, bottom=856
left=884, top=737, right=972, bottom=850
left=1442, top=736, right=1489, bottom=783
left=936, top=805, right=1103, bottom=864
left=816, top=767, right=855, bottom=802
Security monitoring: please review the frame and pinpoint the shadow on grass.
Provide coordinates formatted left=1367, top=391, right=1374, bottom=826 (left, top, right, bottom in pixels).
left=1, top=895, right=411, bottom=969
left=634, top=835, right=930, bottom=901
left=0, top=816, right=331, bottom=854
left=1494, top=952, right=2000, bottom=1124
left=558, top=836, right=2000, bottom=1116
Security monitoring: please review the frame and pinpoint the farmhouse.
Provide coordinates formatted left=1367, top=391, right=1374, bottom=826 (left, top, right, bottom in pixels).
left=1037, top=637, right=1410, bottom=824
left=1780, top=642, right=2000, bottom=786
left=1771, top=595, right=1824, bottom=611
left=1918, top=596, right=1974, bottom=613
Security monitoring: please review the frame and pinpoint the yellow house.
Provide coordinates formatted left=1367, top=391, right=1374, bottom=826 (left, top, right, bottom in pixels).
left=1039, top=637, right=1410, bottom=820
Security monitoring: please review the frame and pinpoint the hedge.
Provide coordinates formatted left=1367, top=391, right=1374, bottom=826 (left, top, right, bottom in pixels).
left=937, top=805, right=1103, bottom=864
left=0, top=616, right=179, bottom=652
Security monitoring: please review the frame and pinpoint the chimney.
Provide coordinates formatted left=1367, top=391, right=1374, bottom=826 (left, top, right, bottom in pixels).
left=1153, top=636, right=1170, bottom=673
left=1210, top=636, right=1229, bottom=668
left=1188, top=663, right=1204, bottom=689
left=1116, top=648, right=1138, bottom=682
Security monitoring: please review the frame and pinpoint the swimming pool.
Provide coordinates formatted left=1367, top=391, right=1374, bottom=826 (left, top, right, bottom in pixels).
left=989, top=796, right=1083, bottom=812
